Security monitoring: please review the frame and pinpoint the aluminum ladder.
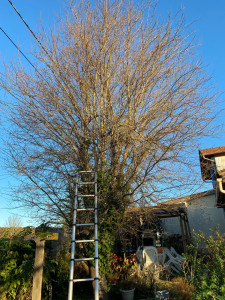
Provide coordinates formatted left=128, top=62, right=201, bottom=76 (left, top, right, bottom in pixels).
left=68, top=171, right=99, bottom=300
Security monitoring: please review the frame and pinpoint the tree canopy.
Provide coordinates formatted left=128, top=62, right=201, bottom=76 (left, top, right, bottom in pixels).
left=0, top=0, right=214, bottom=225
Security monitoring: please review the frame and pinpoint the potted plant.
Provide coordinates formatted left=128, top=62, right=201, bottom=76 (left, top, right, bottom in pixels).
left=108, top=253, right=138, bottom=300
left=120, top=279, right=136, bottom=300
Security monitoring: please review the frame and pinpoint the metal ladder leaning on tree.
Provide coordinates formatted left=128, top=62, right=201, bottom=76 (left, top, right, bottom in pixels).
left=68, top=171, right=99, bottom=300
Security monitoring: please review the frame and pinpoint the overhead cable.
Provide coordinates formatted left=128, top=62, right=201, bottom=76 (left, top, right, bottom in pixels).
left=0, top=26, right=42, bottom=77
left=8, top=0, right=50, bottom=58
left=7, top=0, right=86, bottom=123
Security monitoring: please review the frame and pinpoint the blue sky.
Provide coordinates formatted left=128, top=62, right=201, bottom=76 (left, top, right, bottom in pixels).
left=0, top=0, right=225, bottom=226
left=0, top=0, right=66, bottom=226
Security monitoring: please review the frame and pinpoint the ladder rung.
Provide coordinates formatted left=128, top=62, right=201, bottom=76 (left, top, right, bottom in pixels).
left=76, top=223, right=94, bottom=226
left=77, top=195, right=95, bottom=197
left=75, top=239, right=94, bottom=243
left=73, top=278, right=94, bottom=282
left=74, top=258, right=95, bottom=262
left=77, top=208, right=94, bottom=211
left=78, top=182, right=95, bottom=184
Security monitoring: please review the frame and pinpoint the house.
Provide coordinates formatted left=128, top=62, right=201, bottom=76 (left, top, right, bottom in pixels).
left=162, top=189, right=225, bottom=238
left=163, top=146, right=225, bottom=238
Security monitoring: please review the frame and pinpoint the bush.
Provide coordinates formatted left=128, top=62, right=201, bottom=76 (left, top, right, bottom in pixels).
left=184, top=228, right=225, bottom=299
left=165, top=277, right=194, bottom=300
left=42, top=243, right=71, bottom=300
left=0, top=238, right=35, bottom=300
left=135, top=265, right=161, bottom=298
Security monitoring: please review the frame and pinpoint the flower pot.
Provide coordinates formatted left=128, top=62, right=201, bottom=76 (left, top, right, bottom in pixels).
left=157, top=247, right=164, bottom=253
left=120, top=288, right=135, bottom=300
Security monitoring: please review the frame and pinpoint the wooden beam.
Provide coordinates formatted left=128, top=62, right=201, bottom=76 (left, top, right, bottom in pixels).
left=179, top=215, right=186, bottom=253
left=186, top=214, right=192, bottom=240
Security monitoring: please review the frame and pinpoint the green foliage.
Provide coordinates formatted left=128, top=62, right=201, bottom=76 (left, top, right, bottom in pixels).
left=98, top=211, right=117, bottom=276
left=42, top=241, right=93, bottom=299
left=97, top=169, right=131, bottom=276
left=42, top=244, right=71, bottom=300
left=0, top=238, right=35, bottom=300
left=184, top=227, right=225, bottom=299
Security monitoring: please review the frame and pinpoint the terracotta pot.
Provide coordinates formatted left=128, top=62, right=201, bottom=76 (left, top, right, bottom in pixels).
left=157, top=247, right=164, bottom=253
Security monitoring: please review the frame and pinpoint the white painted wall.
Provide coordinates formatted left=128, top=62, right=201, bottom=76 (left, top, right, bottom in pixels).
left=163, top=192, right=225, bottom=237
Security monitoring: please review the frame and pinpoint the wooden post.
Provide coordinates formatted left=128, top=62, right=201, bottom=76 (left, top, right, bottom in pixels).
left=179, top=215, right=186, bottom=253
left=185, top=214, right=192, bottom=240
left=31, top=232, right=58, bottom=300
left=25, top=230, right=59, bottom=300
left=183, top=214, right=191, bottom=242
left=32, top=237, right=45, bottom=300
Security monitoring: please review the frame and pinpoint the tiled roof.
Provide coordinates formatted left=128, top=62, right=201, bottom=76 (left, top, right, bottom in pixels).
left=161, top=190, right=215, bottom=206
left=199, top=146, right=225, bottom=157
left=126, top=190, right=215, bottom=217
left=127, top=205, right=187, bottom=218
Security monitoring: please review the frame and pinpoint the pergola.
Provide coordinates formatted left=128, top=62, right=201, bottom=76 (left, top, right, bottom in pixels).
left=152, top=204, right=191, bottom=252
left=127, top=203, right=191, bottom=252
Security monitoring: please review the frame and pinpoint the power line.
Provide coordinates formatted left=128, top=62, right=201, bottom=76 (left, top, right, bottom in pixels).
left=7, top=0, right=85, bottom=119
left=0, top=26, right=42, bottom=76
left=7, top=0, right=66, bottom=83
left=7, top=0, right=82, bottom=111
left=8, top=0, right=50, bottom=59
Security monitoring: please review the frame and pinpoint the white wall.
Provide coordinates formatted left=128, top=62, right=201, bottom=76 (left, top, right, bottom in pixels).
left=163, top=193, right=225, bottom=237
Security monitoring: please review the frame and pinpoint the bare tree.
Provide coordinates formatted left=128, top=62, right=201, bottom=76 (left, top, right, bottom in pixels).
left=4, top=216, right=23, bottom=239
left=5, top=215, right=23, bottom=228
left=0, top=0, right=214, bottom=225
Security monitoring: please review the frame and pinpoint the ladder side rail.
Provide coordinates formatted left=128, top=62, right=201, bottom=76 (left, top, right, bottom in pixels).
left=94, top=172, right=99, bottom=300
left=68, top=173, right=78, bottom=300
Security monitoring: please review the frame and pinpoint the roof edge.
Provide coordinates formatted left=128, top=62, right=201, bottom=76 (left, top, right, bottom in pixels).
left=161, top=189, right=215, bottom=206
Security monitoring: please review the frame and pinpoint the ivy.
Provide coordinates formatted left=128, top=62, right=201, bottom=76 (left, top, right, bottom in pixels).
left=0, top=239, right=35, bottom=299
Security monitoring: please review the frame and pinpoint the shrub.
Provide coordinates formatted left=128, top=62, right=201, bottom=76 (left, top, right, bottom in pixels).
left=42, top=244, right=71, bottom=300
left=135, top=265, right=161, bottom=298
left=167, top=277, right=194, bottom=300
left=108, top=253, right=137, bottom=282
left=184, top=228, right=225, bottom=299
left=0, top=239, right=35, bottom=300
